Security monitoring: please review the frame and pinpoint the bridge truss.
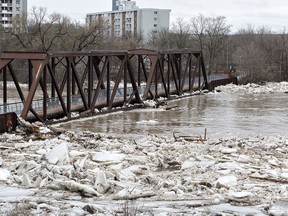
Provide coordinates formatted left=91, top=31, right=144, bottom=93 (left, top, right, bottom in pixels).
left=0, top=49, right=208, bottom=122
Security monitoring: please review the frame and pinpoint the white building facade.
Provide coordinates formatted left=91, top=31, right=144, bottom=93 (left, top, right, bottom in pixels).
left=0, top=0, right=27, bottom=28
left=86, top=0, right=170, bottom=41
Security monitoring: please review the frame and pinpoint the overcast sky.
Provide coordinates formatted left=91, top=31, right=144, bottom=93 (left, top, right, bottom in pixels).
left=28, top=0, right=288, bottom=32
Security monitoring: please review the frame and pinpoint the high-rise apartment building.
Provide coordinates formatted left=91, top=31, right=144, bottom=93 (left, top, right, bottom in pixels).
left=87, top=0, right=170, bottom=40
left=0, top=0, right=27, bottom=28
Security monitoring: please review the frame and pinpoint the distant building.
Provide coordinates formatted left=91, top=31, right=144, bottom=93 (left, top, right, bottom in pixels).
left=0, top=0, right=27, bottom=29
left=86, top=0, right=170, bottom=40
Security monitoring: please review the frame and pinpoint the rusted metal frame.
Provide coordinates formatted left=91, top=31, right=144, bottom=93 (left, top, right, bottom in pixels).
left=0, top=52, right=47, bottom=60
left=106, top=56, right=111, bottom=108
left=180, top=53, right=191, bottom=92
left=7, top=63, right=26, bottom=102
left=38, top=68, right=50, bottom=101
left=200, top=52, right=209, bottom=89
left=69, top=57, right=89, bottom=111
left=75, top=56, right=89, bottom=94
left=166, top=54, right=171, bottom=97
left=124, top=55, right=128, bottom=103
left=142, top=55, right=158, bottom=100
left=93, top=56, right=106, bottom=89
left=174, top=54, right=183, bottom=95
left=3, top=66, right=7, bottom=104
left=109, top=56, right=125, bottom=110
left=137, top=55, right=141, bottom=86
left=126, top=56, right=142, bottom=103
left=197, top=55, right=201, bottom=89
left=72, top=65, right=76, bottom=95
left=70, top=56, right=83, bottom=95
left=169, top=54, right=180, bottom=95
left=59, top=60, right=68, bottom=95
left=0, top=58, right=12, bottom=71
left=28, top=60, right=33, bottom=89
left=91, top=57, right=109, bottom=111
left=51, top=57, right=56, bottom=98
left=66, top=57, right=72, bottom=119
left=139, top=55, right=147, bottom=80
left=42, top=66, right=47, bottom=121
left=191, top=55, right=199, bottom=90
left=157, top=56, right=169, bottom=98
left=154, top=59, right=159, bottom=99
left=7, top=63, right=42, bottom=120
left=139, top=55, right=153, bottom=98
left=192, top=52, right=201, bottom=90
left=20, top=59, right=46, bottom=121
left=80, top=63, right=89, bottom=90
left=47, top=63, right=68, bottom=117
left=188, top=54, right=194, bottom=91
left=75, top=55, right=86, bottom=65
left=87, top=56, right=93, bottom=109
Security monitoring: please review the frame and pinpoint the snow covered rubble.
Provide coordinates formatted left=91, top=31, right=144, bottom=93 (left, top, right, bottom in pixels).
left=214, top=81, right=288, bottom=94
left=0, top=82, right=288, bottom=215
left=0, top=129, right=288, bottom=215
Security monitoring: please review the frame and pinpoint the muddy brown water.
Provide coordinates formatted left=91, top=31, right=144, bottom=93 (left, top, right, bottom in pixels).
left=58, top=93, right=288, bottom=139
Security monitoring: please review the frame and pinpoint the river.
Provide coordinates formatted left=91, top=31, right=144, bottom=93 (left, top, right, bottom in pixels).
left=58, top=92, right=288, bottom=139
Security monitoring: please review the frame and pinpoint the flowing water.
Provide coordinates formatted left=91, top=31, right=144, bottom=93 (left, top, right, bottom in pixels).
left=58, top=93, right=288, bottom=139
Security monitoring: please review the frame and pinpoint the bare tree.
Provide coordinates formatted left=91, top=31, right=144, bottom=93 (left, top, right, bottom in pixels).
left=5, top=7, right=104, bottom=52
left=170, top=18, right=191, bottom=49
left=60, top=19, right=104, bottom=51
left=231, top=25, right=288, bottom=83
left=190, top=14, right=231, bottom=74
left=146, top=27, right=171, bottom=50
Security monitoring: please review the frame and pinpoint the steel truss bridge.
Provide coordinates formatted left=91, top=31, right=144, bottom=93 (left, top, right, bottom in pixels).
left=0, top=49, right=235, bottom=123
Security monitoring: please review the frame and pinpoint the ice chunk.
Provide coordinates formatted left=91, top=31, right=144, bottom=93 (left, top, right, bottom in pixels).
left=215, top=175, right=237, bottom=189
left=92, top=151, right=124, bottom=163
left=45, top=142, right=70, bottom=165
left=0, top=169, right=11, bottom=181
left=269, top=200, right=288, bottom=216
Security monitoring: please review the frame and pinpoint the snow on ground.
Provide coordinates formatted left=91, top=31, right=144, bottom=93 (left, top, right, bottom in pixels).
left=214, top=81, right=288, bottom=94
left=0, top=82, right=288, bottom=215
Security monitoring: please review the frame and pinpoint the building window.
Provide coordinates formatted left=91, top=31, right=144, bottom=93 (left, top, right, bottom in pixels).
left=16, top=0, right=20, bottom=4
left=154, top=18, right=158, bottom=21
left=154, top=11, right=158, bottom=15
left=16, top=7, right=21, bottom=11
left=154, top=24, right=157, bottom=27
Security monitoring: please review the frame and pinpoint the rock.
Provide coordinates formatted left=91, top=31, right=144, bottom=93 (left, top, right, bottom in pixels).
left=45, top=142, right=70, bottom=165
left=83, top=205, right=97, bottom=214
left=215, top=175, right=237, bottom=189
left=0, top=169, right=11, bottom=181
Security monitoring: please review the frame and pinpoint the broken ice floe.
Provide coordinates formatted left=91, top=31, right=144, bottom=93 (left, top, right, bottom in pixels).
left=0, top=129, right=288, bottom=214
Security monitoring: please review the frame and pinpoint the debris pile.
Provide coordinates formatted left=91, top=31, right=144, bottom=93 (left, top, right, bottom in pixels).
left=0, top=125, right=288, bottom=215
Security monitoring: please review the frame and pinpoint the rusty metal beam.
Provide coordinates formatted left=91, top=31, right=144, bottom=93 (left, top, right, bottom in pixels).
left=21, top=59, right=46, bottom=120
left=0, top=49, right=209, bottom=122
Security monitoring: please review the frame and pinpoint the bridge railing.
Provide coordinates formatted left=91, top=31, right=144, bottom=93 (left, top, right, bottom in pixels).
left=0, top=49, right=209, bottom=122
